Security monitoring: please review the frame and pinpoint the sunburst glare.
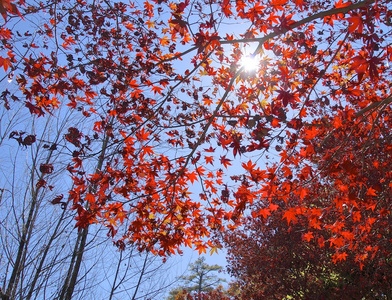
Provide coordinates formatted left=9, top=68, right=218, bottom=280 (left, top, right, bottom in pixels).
left=239, top=55, right=261, bottom=72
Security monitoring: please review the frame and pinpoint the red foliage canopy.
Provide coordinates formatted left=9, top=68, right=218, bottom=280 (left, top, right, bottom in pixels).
left=1, top=0, right=391, bottom=261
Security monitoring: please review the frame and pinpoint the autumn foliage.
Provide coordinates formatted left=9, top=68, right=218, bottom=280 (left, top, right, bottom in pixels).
left=225, top=198, right=392, bottom=298
left=1, top=0, right=392, bottom=278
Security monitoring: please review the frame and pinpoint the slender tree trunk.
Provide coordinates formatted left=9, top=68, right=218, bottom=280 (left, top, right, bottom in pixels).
left=25, top=208, right=67, bottom=300
left=4, top=172, right=49, bottom=299
left=198, top=273, right=203, bottom=300
left=58, top=229, right=83, bottom=300
left=58, top=128, right=110, bottom=300
left=108, top=250, right=123, bottom=300
left=131, top=252, right=149, bottom=300
left=63, top=227, right=88, bottom=300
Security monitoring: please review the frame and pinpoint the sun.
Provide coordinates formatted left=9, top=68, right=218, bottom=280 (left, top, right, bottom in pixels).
left=239, top=55, right=260, bottom=72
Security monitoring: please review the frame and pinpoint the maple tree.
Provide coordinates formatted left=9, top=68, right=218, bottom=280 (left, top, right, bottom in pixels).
left=0, top=106, right=174, bottom=300
left=225, top=199, right=392, bottom=299
left=1, top=0, right=392, bottom=297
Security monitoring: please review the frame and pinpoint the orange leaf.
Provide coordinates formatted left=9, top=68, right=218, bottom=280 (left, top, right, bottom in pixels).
left=303, top=231, right=314, bottom=242
left=335, top=0, right=352, bottom=9
left=259, top=208, right=271, bottom=218
left=203, top=97, right=213, bottom=105
left=347, top=15, right=363, bottom=33
left=220, top=155, right=232, bottom=168
left=151, top=85, right=164, bottom=95
left=187, top=171, right=198, bottom=184
left=160, top=36, right=170, bottom=46
left=366, top=187, right=377, bottom=196
left=300, top=188, right=308, bottom=200
left=205, top=156, right=214, bottom=165
left=136, top=128, right=150, bottom=142
left=332, top=252, right=348, bottom=263
left=242, top=160, right=256, bottom=172
left=269, top=203, right=279, bottom=211
left=283, top=208, right=297, bottom=224
left=270, top=0, right=287, bottom=5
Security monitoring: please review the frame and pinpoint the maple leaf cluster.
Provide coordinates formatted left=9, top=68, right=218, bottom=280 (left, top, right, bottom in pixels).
left=1, top=0, right=391, bottom=275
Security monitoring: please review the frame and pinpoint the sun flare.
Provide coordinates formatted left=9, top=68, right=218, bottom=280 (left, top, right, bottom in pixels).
left=239, top=55, right=260, bottom=72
